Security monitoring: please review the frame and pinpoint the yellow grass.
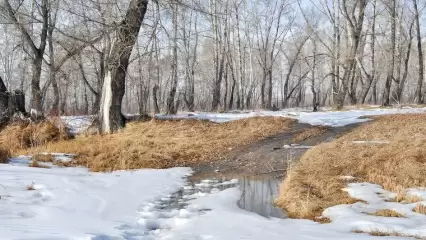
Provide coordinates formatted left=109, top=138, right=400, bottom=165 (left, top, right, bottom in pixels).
left=388, top=193, right=423, bottom=204
left=276, top=114, right=426, bottom=219
left=368, top=209, right=405, bottom=218
left=0, top=121, right=69, bottom=154
left=292, top=126, right=328, bottom=143
left=20, top=117, right=294, bottom=172
left=352, top=229, right=424, bottom=239
left=413, top=204, right=426, bottom=215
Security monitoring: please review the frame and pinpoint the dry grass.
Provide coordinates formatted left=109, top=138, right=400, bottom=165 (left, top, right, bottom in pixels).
left=32, top=154, right=55, bottom=162
left=20, top=117, right=294, bottom=172
left=413, top=204, right=426, bottom=215
left=0, top=147, right=10, bottom=164
left=388, top=193, right=423, bottom=204
left=29, top=161, right=50, bottom=169
left=368, top=209, right=405, bottom=218
left=292, top=126, right=328, bottom=143
left=276, top=114, right=426, bottom=219
left=313, top=216, right=332, bottom=224
left=0, top=121, right=70, bottom=155
left=352, top=229, right=424, bottom=239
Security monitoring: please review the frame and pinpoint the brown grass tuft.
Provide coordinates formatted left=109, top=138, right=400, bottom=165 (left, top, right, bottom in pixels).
left=313, top=216, right=332, bottom=224
left=0, top=147, right=10, bottom=164
left=21, top=117, right=294, bottom=172
left=32, top=154, right=55, bottom=162
left=368, top=209, right=405, bottom=218
left=0, top=121, right=70, bottom=154
left=352, top=229, right=424, bottom=239
left=29, top=161, right=50, bottom=169
left=276, top=114, right=426, bottom=219
left=26, top=183, right=35, bottom=191
left=388, top=192, right=423, bottom=204
left=292, top=127, right=328, bottom=143
left=413, top=204, right=426, bottom=215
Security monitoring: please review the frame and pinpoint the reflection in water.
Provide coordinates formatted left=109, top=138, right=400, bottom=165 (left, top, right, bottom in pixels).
left=237, top=177, right=286, bottom=219
left=158, top=175, right=286, bottom=219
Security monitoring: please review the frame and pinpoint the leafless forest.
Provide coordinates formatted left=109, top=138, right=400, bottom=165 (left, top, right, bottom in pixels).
left=0, top=0, right=425, bottom=125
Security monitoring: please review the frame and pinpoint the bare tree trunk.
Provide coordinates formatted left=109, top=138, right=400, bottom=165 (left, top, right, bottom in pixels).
left=99, top=0, right=148, bottom=133
left=167, top=2, right=179, bottom=114
left=383, top=0, right=396, bottom=106
left=0, top=76, right=9, bottom=123
left=335, top=0, right=367, bottom=109
left=413, top=0, right=424, bottom=104
left=358, top=0, right=376, bottom=104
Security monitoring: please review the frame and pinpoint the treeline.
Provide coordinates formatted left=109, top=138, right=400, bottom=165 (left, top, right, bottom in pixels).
left=0, top=0, right=425, bottom=129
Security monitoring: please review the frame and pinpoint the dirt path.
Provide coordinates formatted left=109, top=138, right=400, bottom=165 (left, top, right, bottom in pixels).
left=192, top=122, right=361, bottom=178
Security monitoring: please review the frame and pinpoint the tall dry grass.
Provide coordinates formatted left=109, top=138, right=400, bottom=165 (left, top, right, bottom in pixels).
left=276, top=114, right=426, bottom=219
left=21, top=117, right=294, bottom=172
left=0, top=121, right=69, bottom=154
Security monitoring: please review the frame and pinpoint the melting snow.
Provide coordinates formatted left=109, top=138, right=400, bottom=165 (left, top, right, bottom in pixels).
left=0, top=157, right=190, bottom=239
left=155, top=107, right=426, bottom=127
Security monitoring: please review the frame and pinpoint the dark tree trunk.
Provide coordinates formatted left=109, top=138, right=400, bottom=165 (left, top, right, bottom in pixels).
left=383, top=0, right=396, bottom=106
left=152, top=85, right=160, bottom=114
left=413, top=0, right=424, bottom=104
left=99, top=0, right=148, bottom=133
left=0, top=77, right=9, bottom=124
left=267, top=68, right=273, bottom=109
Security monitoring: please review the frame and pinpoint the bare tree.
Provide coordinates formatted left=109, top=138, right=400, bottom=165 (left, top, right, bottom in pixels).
left=99, top=0, right=148, bottom=133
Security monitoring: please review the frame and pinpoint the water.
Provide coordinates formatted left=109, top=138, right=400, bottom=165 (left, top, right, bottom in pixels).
left=157, top=175, right=286, bottom=219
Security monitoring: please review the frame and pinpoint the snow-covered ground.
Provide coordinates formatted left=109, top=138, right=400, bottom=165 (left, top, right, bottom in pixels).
left=61, top=107, right=426, bottom=134
left=0, top=156, right=191, bottom=239
left=61, top=115, right=94, bottom=135
left=155, top=106, right=426, bottom=127
left=2, top=157, right=425, bottom=239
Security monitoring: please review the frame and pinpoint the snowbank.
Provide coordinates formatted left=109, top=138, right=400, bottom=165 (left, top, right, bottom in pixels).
left=156, top=107, right=426, bottom=127
left=159, top=182, right=426, bottom=240
left=0, top=157, right=191, bottom=239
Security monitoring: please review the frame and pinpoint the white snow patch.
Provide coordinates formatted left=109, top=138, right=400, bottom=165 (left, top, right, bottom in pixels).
left=157, top=183, right=426, bottom=240
left=155, top=107, right=426, bottom=127
left=61, top=115, right=94, bottom=134
left=0, top=159, right=191, bottom=239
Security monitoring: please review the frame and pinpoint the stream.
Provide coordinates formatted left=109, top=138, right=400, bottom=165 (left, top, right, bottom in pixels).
left=157, top=174, right=286, bottom=219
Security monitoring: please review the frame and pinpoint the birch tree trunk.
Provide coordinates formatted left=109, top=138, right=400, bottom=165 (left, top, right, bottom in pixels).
left=99, top=0, right=148, bottom=133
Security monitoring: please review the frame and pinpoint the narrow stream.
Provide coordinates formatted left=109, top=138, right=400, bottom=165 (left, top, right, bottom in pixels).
left=157, top=175, right=286, bottom=219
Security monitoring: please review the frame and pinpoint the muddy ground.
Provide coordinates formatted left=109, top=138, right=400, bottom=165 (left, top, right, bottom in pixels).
left=192, top=122, right=361, bottom=178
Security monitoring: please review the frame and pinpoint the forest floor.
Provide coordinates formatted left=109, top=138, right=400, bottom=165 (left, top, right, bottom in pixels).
left=2, top=107, right=426, bottom=239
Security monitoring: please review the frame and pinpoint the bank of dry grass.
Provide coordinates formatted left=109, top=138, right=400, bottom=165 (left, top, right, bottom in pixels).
left=276, top=114, right=426, bottom=219
left=0, top=121, right=69, bottom=155
left=20, top=117, right=294, bottom=172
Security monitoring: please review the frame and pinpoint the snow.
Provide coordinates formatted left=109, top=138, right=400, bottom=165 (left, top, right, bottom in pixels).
left=2, top=156, right=426, bottom=239
left=0, top=157, right=191, bottom=239
left=156, top=182, right=426, bottom=240
left=61, top=115, right=94, bottom=135
left=155, top=107, right=426, bottom=127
